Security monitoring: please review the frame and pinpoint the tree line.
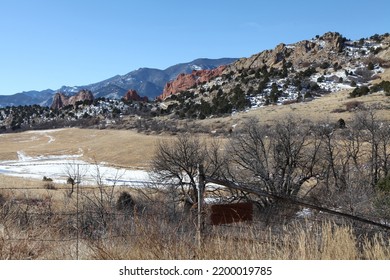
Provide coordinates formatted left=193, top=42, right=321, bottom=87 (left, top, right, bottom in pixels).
left=152, top=109, right=390, bottom=221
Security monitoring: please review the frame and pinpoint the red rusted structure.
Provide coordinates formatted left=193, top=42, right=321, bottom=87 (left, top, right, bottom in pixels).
left=209, top=202, right=253, bottom=225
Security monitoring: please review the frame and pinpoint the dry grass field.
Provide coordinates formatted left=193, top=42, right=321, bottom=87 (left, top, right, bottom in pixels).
left=0, top=128, right=170, bottom=169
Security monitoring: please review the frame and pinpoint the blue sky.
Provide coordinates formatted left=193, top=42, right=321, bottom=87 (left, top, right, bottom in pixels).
left=0, top=0, right=389, bottom=95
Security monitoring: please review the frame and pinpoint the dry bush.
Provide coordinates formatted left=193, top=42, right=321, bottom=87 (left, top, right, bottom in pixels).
left=331, top=107, right=347, bottom=113
left=0, top=237, right=47, bottom=260
left=0, top=193, right=6, bottom=206
left=44, top=182, right=56, bottom=190
left=345, top=100, right=364, bottom=111
left=363, top=55, right=387, bottom=67
left=116, top=191, right=135, bottom=212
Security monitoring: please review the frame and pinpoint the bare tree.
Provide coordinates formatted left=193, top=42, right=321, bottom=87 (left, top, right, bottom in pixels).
left=153, top=134, right=203, bottom=204
left=152, top=133, right=227, bottom=205
left=228, top=117, right=322, bottom=206
left=311, top=111, right=390, bottom=215
left=78, top=163, right=125, bottom=238
left=354, top=109, right=390, bottom=187
left=151, top=114, right=390, bottom=222
left=64, top=160, right=89, bottom=196
left=316, top=122, right=351, bottom=191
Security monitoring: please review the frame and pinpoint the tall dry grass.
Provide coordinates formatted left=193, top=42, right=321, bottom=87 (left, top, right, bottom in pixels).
left=1, top=175, right=390, bottom=260
left=85, top=219, right=390, bottom=260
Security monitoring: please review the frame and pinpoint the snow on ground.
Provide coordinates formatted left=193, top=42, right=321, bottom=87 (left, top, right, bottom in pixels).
left=25, top=129, right=65, bottom=134
left=0, top=152, right=151, bottom=187
left=47, top=135, right=55, bottom=143
left=296, top=208, right=312, bottom=218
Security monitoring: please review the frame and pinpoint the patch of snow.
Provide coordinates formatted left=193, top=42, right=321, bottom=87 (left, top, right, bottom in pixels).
left=26, top=129, right=65, bottom=134
left=191, top=65, right=203, bottom=71
left=47, top=135, right=55, bottom=143
left=17, top=151, right=33, bottom=162
left=296, top=208, right=312, bottom=218
left=0, top=152, right=151, bottom=187
left=204, top=197, right=224, bottom=204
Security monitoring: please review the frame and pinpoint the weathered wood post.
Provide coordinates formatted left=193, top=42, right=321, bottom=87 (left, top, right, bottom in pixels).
left=196, top=163, right=205, bottom=248
left=76, top=163, right=80, bottom=260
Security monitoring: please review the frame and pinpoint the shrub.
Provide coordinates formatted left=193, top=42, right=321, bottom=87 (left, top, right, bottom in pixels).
left=331, top=108, right=347, bottom=113
left=42, top=176, right=53, bottom=182
left=333, top=62, right=341, bottom=71
left=0, top=193, right=5, bottom=206
left=44, top=182, right=56, bottom=190
left=370, top=81, right=390, bottom=95
left=345, top=101, right=364, bottom=111
left=349, top=86, right=370, bottom=98
left=320, top=61, right=330, bottom=69
left=300, top=67, right=317, bottom=78
left=377, top=175, right=390, bottom=192
left=337, top=118, right=346, bottom=129
left=116, top=191, right=135, bottom=212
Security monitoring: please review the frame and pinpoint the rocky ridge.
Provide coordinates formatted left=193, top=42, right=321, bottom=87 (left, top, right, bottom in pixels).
left=0, top=58, right=237, bottom=108
left=159, top=66, right=226, bottom=99
left=1, top=32, right=389, bottom=133
left=156, top=32, right=389, bottom=119
left=230, top=32, right=347, bottom=71
left=51, top=89, right=94, bottom=110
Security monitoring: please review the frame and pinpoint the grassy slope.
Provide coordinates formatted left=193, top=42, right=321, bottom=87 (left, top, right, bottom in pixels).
left=193, top=67, right=390, bottom=130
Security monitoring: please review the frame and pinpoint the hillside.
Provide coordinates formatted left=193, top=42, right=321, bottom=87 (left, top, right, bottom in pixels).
left=0, top=32, right=389, bottom=133
left=157, top=32, right=390, bottom=120
left=0, top=58, right=237, bottom=107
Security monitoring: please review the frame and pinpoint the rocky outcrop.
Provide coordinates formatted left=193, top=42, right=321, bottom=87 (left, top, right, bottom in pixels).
left=230, top=32, right=347, bottom=71
left=123, top=89, right=148, bottom=102
left=320, top=31, right=345, bottom=52
left=159, top=65, right=226, bottom=99
left=51, top=89, right=94, bottom=110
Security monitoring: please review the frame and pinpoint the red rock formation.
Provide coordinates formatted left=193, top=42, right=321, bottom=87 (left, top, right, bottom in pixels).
left=51, top=89, right=94, bottom=110
left=123, top=89, right=148, bottom=102
left=159, top=65, right=226, bottom=100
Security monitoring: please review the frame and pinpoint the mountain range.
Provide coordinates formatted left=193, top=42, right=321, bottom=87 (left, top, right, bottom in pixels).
left=0, top=31, right=389, bottom=132
left=0, top=58, right=237, bottom=108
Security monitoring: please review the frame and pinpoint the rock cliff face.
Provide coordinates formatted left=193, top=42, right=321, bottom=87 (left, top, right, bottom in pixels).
left=123, top=89, right=148, bottom=102
left=230, top=32, right=347, bottom=71
left=159, top=66, right=226, bottom=100
left=158, top=33, right=350, bottom=101
left=51, top=89, right=94, bottom=110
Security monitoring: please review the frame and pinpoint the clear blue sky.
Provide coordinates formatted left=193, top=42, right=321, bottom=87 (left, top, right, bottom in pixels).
left=0, top=0, right=389, bottom=95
